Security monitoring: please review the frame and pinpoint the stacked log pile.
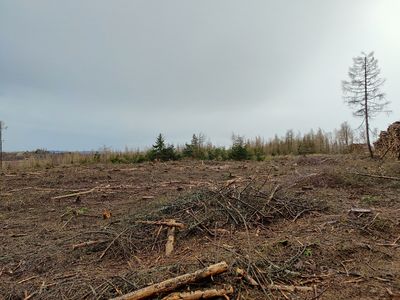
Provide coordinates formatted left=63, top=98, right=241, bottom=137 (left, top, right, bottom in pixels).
left=374, top=121, right=400, bottom=159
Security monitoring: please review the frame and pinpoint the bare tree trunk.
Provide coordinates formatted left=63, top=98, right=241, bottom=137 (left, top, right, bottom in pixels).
left=364, top=57, right=373, bottom=158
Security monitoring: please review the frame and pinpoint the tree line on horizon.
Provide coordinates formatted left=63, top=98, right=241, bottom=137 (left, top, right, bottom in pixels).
left=107, top=121, right=358, bottom=163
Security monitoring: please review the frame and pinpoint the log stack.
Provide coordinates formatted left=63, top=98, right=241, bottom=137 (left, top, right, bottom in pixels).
left=374, top=121, right=400, bottom=159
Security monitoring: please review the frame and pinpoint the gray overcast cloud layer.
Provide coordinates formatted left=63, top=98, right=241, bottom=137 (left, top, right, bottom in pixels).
left=0, top=0, right=399, bottom=151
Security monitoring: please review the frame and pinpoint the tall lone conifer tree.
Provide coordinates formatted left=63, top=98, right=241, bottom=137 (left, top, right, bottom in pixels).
left=342, top=52, right=389, bottom=158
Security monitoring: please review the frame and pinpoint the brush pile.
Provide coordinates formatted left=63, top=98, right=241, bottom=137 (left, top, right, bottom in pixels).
left=86, top=179, right=327, bottom=259
left=374, top=121, right=400, bottom=159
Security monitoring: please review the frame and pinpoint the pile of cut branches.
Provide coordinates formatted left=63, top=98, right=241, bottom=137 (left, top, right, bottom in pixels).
left=75, top=179, right=327, bottom=259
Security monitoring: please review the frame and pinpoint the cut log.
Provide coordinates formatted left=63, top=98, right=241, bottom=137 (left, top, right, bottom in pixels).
left=136, top=220, right=185, bottom=229
left=109, top=261, right=229, bottom=300
left=161, top=286, right=234, bottom=300
left=165, top=226, right=175, bottom=256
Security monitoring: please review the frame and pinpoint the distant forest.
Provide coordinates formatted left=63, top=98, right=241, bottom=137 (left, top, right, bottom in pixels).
left=3, top=121, right=375, bottom=170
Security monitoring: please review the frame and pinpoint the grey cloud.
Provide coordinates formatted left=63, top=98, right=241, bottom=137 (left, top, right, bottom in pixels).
left=0, top=0, right=399, bottom=150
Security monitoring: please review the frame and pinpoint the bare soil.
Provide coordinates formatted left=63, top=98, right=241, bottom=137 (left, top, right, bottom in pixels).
left=1, top=155, right=399, bottom=299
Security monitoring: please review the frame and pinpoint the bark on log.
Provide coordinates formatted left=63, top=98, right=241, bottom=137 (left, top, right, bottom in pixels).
left=161, top=286, right=234, bottom=300
left=109, top=261, right=229, bottom=300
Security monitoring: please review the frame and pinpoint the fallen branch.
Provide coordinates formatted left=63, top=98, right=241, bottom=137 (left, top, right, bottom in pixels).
left=267, top=284, right=314, bottom=292
left=109, top=261, right=229, bottom=300
left=52, top=187, right=97, bottom=200
left=18, top=276, right=38, bottom=284
left=265, top=184, right=281, bottom=207
left=136, top=220, right=185, bottom=229
left=10, top=233, right=28, bottom=237
left=349, top=208, right=372, bottom=214
left=236, top=268, right=259, bottom=286
left=162, top=286, right=234, bottom=300
left=72, top=240, right=106, bottom=250
left=23, top=291, right=37, bottom=300
left=362, top=213, right=380, bottom=230
left=377, top=235, right=400, bottom=247
left=352, top=172, right=400, bottom=181
left=100, top=228, right=128, bottom=260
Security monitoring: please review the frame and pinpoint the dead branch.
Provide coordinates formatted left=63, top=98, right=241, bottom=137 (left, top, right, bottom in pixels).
left=362, top=213, right=380, bottom=230
left=349, top=208, right=372, bottom=214
left=72, top=240, right=106, bottom=250
left=100, top=228, right=128, bottom=259
left=23, top=291, right=37, bottom=300
left=18, top=276, right=38, bottom=284
left=236, top=268, right=259, bottom=286
left=352, top=172, right=400, bottom=181
left=377, top=235, right=400, bottom=247
left=265, top=184, right=281, bottom=207
left=136, top=220, right=185, bottom=229
left=109, top=261, right=229, bottom=300
left=52, top=187, right=97, bottom=200
left=161, top=286, right=234, bottom=300
left=267, top=284, right=314, bottom=292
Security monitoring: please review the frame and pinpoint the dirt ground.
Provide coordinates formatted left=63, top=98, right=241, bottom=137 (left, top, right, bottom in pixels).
left=1, top=155, right=399, bottom=300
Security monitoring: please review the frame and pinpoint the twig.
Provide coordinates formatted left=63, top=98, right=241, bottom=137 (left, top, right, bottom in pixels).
left=72, top=240, right=106, bottom=250
left=18, top=276, right=38, bottom=284
left=186, top=210, right=214, bottom=236
left=349, top=208, right=372, bottom=214
left=340, top=262, right=349, bottom=277
left=23, top=291, right=37, bottom=300
left=53, top=273, right=77, bottom=280
left=351, top=172, right=400, bottom=181
left=265, top=184, right=281, bottom=207
left=135, top=220, right=185, bottom=229
left=52, top=187, right=99, bottom=200
left=61, top=215, right=74, bottom=229
left=292, top=209, right=311, bottom=222
left=362, top=213, right=380, bottom=230
left=267, top=284, right=314, bottom=292
left=377, top=234, right=400, bottom=247
left=10, top=233, right=28, bottom=237
left=100, top=228, right=128, bottom=259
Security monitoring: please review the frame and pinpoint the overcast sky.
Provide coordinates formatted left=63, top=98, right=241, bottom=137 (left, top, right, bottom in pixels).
left=0, top=1, right=399, bottom=151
